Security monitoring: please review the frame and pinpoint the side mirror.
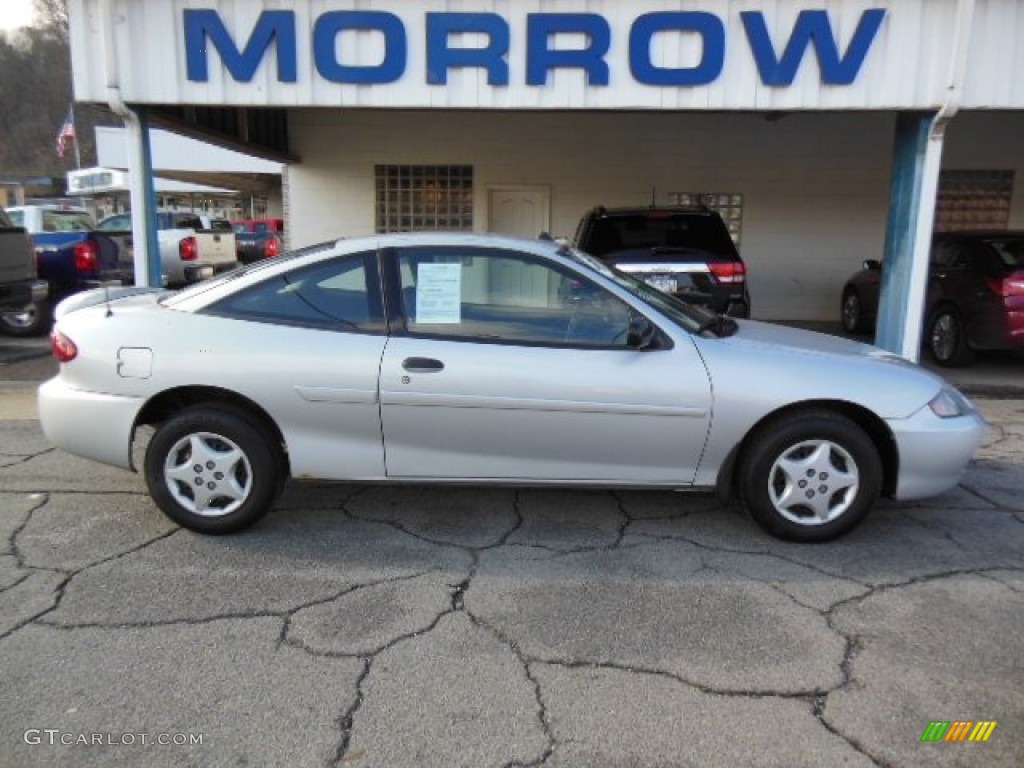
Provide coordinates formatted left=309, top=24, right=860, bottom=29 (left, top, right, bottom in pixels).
left=863, top=259, right=881, bottom=271
left=627, top=315, right=658, bottom=349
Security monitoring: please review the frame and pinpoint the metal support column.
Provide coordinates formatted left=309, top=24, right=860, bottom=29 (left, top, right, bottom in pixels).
left=875, top=112, right=945, bottom=361
left=124, top=107, right=161, bottom=287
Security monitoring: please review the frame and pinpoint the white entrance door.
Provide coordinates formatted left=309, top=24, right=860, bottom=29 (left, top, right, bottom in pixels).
left=488, top=186, right=551, bottom=239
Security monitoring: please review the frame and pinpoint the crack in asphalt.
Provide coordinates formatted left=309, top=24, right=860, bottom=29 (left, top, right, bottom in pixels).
left=958, top=482, right=1012, bottom=510
left=4, top=473, right=1021, bottom=766
left=812, top=565, right=1024, bottom=765
left=976, top=571, right=1024, bottom=593
left=1, top=494, right=183, bottom=641
left=0, top=446, right=56, bottom=465
left=0, top=571, right=30, bottom=594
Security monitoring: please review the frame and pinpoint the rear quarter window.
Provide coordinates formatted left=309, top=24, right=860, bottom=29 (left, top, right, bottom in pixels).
left=202, top=252, right=385, bottom=333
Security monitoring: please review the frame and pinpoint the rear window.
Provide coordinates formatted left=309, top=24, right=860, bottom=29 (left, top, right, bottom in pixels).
left=42, top=210, right=95, bottom=232
left=984, top=237, right=1024, bottom=268
left=587, top=214, right=737, bottom=258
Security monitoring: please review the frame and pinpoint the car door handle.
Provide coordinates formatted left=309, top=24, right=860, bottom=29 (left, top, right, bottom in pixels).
left=402, top=357, right=444, bottom=373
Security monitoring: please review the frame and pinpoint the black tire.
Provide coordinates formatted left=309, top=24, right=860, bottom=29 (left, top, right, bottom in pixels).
left=739, top=410, right=882, bottom=542
left=0, top=299, right=52, bottom=337
left=144, top=406, right=283, bottom=534
left=840, top=290, right=868, bottom=335
left=927, top=306, right=974, bottom=367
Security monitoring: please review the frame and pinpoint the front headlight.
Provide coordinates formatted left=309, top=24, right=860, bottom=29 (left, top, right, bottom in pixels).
left=928, top=386, right=973, bottom=418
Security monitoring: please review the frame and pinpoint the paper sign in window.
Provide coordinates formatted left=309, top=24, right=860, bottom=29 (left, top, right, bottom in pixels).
left=416, top=263, right=462, bottom=323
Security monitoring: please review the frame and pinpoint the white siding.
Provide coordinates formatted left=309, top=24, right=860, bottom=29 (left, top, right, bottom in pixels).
left=288, top=110, right=894, bottom=321
left=70, top=0, right=1024, bottom=111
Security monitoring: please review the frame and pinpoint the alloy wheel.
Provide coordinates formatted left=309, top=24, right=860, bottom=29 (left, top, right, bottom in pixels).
left=767, top=439, right=859, bottom=525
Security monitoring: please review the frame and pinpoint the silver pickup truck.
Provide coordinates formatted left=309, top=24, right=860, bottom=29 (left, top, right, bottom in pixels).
left=97, top=212, right=238, bottom=286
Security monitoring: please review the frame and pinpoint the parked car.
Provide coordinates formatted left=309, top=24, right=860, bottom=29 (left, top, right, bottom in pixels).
left=574, top=205, right=750, bottom=317
left=40, top=233, right=984, bottom=542
left=841, top=231, right=1024, bottom=366
left=4, top=205, right=130, bottom=336
left=233, top=218, right=284, bottom=264
left=0, top=206, right=48, bottom=321
left=97, top=212, right=238, bottom=287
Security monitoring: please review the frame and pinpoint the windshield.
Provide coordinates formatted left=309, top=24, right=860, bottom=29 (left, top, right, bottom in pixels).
left=42, top=210, right=95, bottom=232
left=566, top=248, right=714, bottom=334
left=6, top=209, right=23, bottom=227
left=161, top=240, right=338, bottom=307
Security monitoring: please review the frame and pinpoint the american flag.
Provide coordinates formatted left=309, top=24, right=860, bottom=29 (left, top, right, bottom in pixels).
left=56, top=109, right=76, bottom=158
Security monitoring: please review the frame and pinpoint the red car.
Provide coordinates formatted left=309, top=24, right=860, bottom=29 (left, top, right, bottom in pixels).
left=841, top=231, right=1024, bottom=366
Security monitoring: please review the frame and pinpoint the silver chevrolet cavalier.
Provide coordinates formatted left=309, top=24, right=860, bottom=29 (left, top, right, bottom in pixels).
left=39, top=233, right=986, bottom=541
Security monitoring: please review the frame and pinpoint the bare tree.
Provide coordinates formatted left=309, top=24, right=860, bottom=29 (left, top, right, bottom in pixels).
left=0, top=0, right=117, bottom=178
left=34, top=0, right=69, bottom=36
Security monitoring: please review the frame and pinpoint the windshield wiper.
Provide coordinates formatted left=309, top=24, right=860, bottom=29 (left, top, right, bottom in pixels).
left=695, top=313, right=738, bottom=337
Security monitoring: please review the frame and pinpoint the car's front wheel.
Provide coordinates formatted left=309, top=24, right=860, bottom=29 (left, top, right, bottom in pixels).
left=144, top=407, right=282, bottom=533
left=739, top=410, right=882, bottom=542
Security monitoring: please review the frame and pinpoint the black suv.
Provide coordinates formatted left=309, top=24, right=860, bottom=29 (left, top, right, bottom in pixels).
left=573, top=206, right=750, bottom=317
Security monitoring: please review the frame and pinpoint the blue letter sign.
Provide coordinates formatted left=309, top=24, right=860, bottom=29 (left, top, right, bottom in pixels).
left=184, top=7, right=886, bottom=91
left=314, top=11, right=406, bottom=83
left=185, top=9, right=296, bottom=83
left=426, top=13, right=510, bottom=85
left=526, top=14, right=611, bottom=86
left=741, top=9, right=886, bottom=86
left=629, top=12, right=725, bottom=86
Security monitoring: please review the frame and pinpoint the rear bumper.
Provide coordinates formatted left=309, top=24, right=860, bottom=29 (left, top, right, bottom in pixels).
left=38, top=378, right=144, bottom=471
left=887, top=404, right=987, bottom=500
left=183, top=260, right=239, bottom=284
left=0, top=279, right=47, bottom=312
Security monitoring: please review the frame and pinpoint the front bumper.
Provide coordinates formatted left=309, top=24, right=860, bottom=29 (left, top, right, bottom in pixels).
left=888, top=403, right=987, bottom=500
left=38, top=378, right=145, bottom=471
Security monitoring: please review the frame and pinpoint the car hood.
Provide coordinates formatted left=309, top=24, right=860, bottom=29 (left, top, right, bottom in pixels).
left=693, top=319, right=950, bottom=419
left=728, top=319, right=886, bottom=358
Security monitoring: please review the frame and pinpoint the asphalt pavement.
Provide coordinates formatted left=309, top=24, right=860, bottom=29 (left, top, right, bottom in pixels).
left=0, top=332, right=1022, bottom=767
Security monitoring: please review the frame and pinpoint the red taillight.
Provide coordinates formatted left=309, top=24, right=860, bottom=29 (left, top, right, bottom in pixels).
left=708, top=260, right=746, bottom=284
left=179, top=236, right=198, bottom=261
left=988, top=271, right=1024, bottom=297
left=74, top=240, right=98, bottom=272
left=264, top=237, right=280, bottom=258
left=50, top=330, right=78, bottom=363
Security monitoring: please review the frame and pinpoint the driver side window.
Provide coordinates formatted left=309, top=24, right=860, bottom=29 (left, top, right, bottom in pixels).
left=398, top=247, right=634, bottom=348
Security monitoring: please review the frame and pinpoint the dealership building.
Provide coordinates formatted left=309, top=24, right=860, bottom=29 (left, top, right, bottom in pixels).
left=69, top=0, right=1024, bottom=353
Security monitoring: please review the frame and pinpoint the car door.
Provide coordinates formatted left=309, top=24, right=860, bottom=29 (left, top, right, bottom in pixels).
left=929, top=238, right=980, bottom=316
left=199, top=249, right=389, bottom=480
left=378, top=245, right=712, bottom=485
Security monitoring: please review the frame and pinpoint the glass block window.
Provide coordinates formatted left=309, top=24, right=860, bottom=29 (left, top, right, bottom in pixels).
left=375, top=165, right=474, bottom=233
left=935, top=170, right=1013, bottom=231
left=669, top=192, right=744, bottom=245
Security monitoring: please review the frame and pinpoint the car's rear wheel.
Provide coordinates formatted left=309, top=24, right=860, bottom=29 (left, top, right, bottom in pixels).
left=927, top=306, right=974, bottom=367
left=739, top=410, right=882, bottom=542
left=144, top=407, right=282, bottom=533
left=841, top=290, right=868, bottom=334
left=0, top=299, right=51, bottom=337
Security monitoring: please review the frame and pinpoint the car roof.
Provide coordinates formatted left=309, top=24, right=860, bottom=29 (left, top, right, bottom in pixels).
left=588, top=206, right=716, bottom=217
left=165, top=232, right=571, bottom=311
